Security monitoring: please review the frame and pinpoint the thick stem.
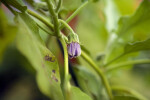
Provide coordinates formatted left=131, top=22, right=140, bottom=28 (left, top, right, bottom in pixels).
left=106, top=59, right=150, bottom=72
left=59, top=38, right=69, bottom=84
left=111, top=86, right=147, bottom=100
left=81, top=50, right=113, bottom=100
left=59, top=37, right=70, bottom=100
left=45, top=0, right=60, bottom=37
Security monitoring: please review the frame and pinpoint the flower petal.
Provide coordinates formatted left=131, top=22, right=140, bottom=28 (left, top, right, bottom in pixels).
left=67, top=42, right=81, bottom=58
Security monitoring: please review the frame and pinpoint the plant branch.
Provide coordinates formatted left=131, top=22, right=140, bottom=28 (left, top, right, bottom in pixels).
left=60, top=1, right=89, bottom=29
left=27, top=9, right=54, bottom=30
left=59, top=37, right=69, bottom=85
left=1, top=3, right=54, bottom=33
left=66, top=1, right=88, bottom=23
left=59, top=19, right=75, bottom=34
left=59, top=37, right=70, bottom=100
left=45, top=0, right=60, bottom=37
left=81, top=50, right=113, bottom=100
left=56, top=0, right=62, bottom=13
left=111, top=86, right=147, bottom=100
left=106, top=59, right=150, bottom=72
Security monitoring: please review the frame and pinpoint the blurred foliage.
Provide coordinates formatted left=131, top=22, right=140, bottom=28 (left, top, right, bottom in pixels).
left=16, top=13, right=64, bottom=99
left=1, top=0, right=150, bottom=100
left=74, top=66, right=105, bottom=100
left=0, top=9, right=17, bottom=62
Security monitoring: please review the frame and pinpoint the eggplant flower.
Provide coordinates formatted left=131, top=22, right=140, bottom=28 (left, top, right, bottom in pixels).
left=67, top=42, right=81, bottom=59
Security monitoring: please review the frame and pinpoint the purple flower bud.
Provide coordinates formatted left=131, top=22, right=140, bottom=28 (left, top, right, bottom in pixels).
left=67, top=42, right=81, bottom=59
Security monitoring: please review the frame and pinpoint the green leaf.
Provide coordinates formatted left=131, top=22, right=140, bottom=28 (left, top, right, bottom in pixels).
left=113, top=96, right=139, bottom=100
left=18, top=12, right=42, bottom=42
left=124, top=39, right=150, bottom=54
left=81, top=0, right=88, bottom=2
left=104, top=0, right=150, bottom=63
left=117, top=0, right=150, bottom=36
left=0, top=9, right=7, bottom=38
left=81, top=0, right=99, bottom=2
left=16, top=12, right=64, bottom=100
left=70, top=86, right=92, bottom=100
left=1, top=0, right=27, bottom=12
left=74, top=66, right=105, bottom=100
left=105, top=38, right=150, bottom=71
left=0, top=9, right=17, bottom=61
left=104, top=0, right=137, bottom=33
left=114, top=0, right=137, bottom=16
left=63, top=0, right=82, bottom=11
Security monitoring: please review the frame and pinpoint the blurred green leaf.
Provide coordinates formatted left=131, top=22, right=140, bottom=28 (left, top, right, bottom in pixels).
left=114, top=0, right=137, bottom=16
left=81, top=0, right=88, bottom=3
left=113, top=96, right=139, bottom=100
left=117, top=0, right=150, bottom=36
left=74, top=66, right=104, bottom=100
left=63, top=0, right=82, bottom=11
left=106, top=38, right=150, bottom=65
left=108, top=38, right=150, bottom=64
left=0, top=9, right=17, bottom=61
left=104, top=0, right=150, bottom=64
left=92, top=0, right=100, bottom=2
left=81, top=0, right=99, bottom=2
left=18, top=12, right=42, bottom=42
left=111, top=86, right=147, bottom=100
left=103, top=0, right=138, bottom=62
left=16, top=13, right=64, bottom=100
left=70, top=86, right=92, bottom=100
left=124, top=39, right=150, bottom=54
left=0, top=9, right=7, bottom=34
left=104, top=38, right=150, bottom=68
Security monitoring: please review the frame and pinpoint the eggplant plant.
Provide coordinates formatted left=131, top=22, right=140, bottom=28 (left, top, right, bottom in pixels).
left=0, top=0, right=150, bottom=100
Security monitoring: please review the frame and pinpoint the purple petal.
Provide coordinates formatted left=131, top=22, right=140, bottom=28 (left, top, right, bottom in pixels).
left=67, top=44, right=72, bottom=56
left=67, top=42, right=81, bottom=58
left=74, top=48, right=78, bottom=56
left=72, top=43, right=75, bottom=54
left=77, top=44, right=81, bottom=56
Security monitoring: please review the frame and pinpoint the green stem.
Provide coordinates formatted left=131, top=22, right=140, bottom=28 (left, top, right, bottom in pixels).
left=59, top=37, right=70, bottom=100
left=56, top=0, right=62, bottom=13
left=106, top=59, right=150, bottom=72
left=59, top=37, right=69, bottom=86
left=59, top=19, right=75, bottom=34
left=45, top=0, right=60, bottom=37
left=111, top=86, right=147, bottom=100
left=104, top=53, right=125, bottom=67
left=27, top=9, right=54, bottom=30
left=66, top=1, right=88, bottom=23
left=81, top=50, right=113, bottom=100
left=60, top=1, right=89, bottom=29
